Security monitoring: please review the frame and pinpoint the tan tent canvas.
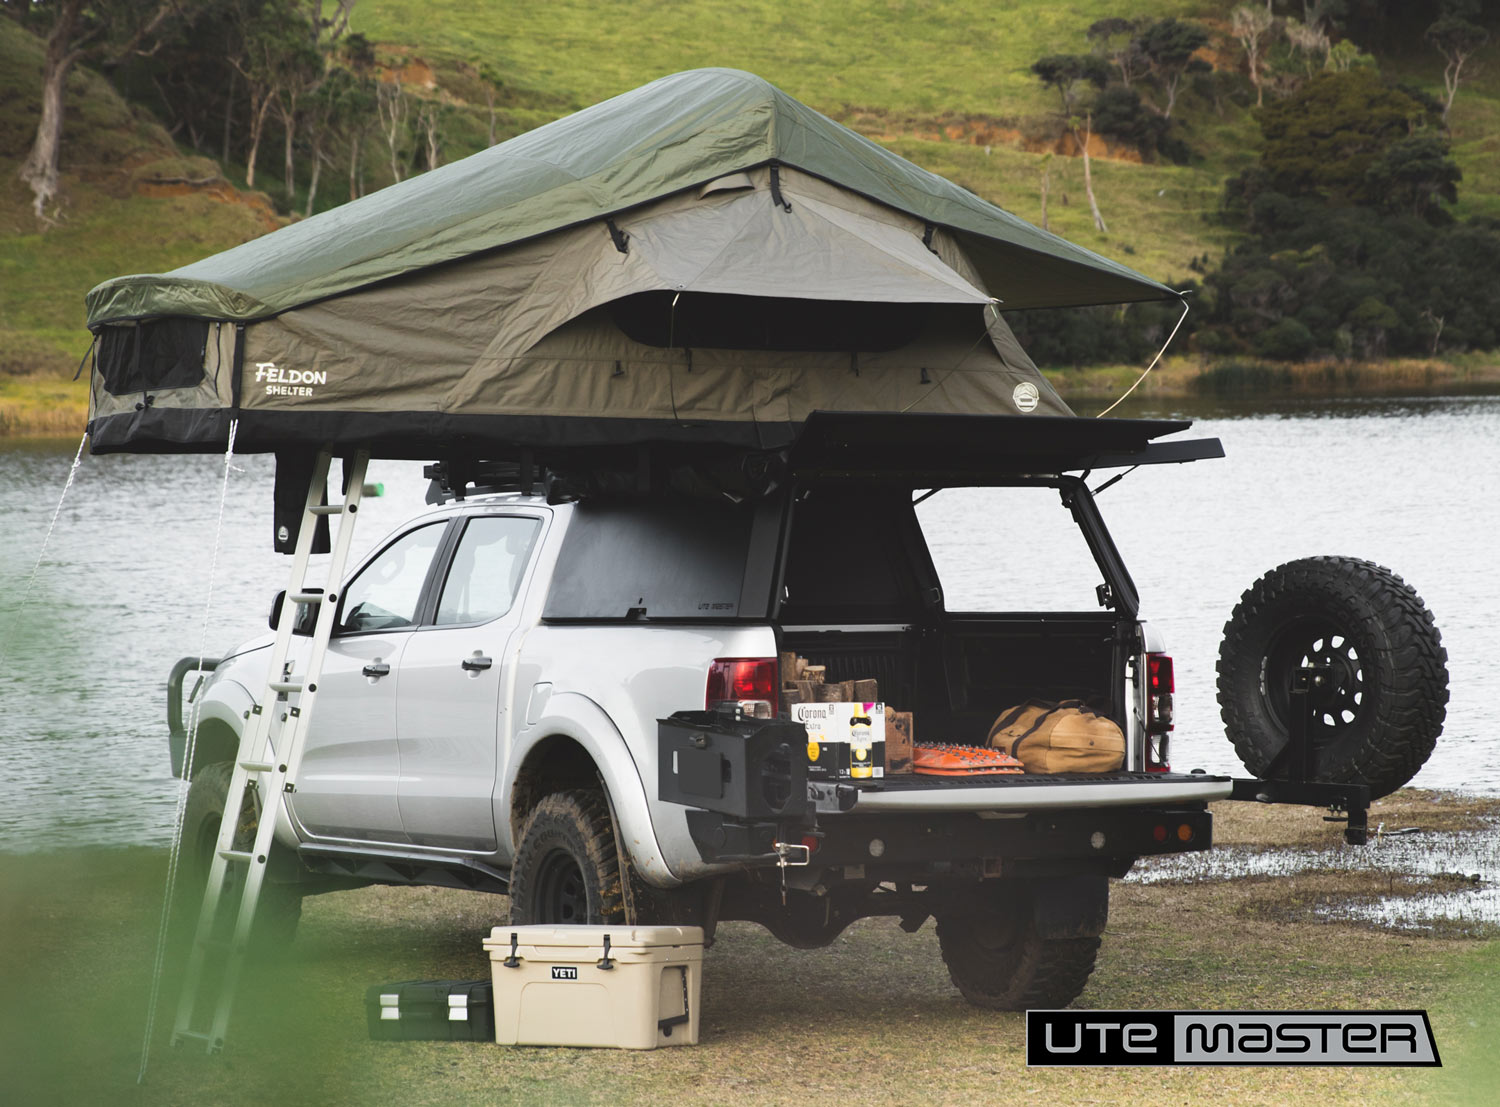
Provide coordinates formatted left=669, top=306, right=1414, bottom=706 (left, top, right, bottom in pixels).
left=82, top=69, right=1180, bottom=457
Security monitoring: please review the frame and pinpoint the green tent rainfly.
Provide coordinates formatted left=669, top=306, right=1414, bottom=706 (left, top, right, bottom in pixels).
left=83, top=68, right=1180, bottom=457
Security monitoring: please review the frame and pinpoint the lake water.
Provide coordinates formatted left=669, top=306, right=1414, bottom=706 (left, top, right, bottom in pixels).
left=3, top=395, right=1498, bottom=850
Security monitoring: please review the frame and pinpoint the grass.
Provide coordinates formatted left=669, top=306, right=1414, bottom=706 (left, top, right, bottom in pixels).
left=0, top=372, right=90, bottom=436
left=2, top=791, right=1498, bottom=1105
left=355, top=0, right=1207, bottom=121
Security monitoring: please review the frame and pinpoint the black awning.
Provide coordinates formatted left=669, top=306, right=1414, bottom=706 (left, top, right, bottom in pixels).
left=787, top=411, right=1223, bottom=482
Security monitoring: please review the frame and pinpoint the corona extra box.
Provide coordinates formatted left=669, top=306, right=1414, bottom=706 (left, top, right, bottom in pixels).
left=792, top=701, right=886, bottom=781
left=483, top=925, right=704, bottom=1048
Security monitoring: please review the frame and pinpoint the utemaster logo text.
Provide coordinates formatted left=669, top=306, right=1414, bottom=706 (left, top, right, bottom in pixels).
left=1026, top=1010, right=1440, bottom=1067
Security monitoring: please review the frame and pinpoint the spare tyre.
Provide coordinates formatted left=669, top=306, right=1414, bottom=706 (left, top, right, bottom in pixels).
left=1217, top=556, right=1447, bottom=800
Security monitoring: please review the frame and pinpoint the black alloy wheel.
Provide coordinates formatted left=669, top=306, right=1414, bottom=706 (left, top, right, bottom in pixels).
left=507, top=790, right=626, bottom=926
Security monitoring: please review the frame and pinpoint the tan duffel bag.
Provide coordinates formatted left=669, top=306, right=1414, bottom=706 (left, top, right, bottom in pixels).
left=987, top=699, right=1126, bottom=773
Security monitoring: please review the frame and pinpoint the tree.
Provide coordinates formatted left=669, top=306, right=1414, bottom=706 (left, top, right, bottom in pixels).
left=1257, top=69, right=1435, bottom=204
left=1282, top=16, right=1331, bottom=76
left=267, top=16, right=324, bottom=200
left=1364, top=133, right=1461, bottom=221
left=331, top=33, right=377, bottom=199
left=1086, top=17, right=1145, bottom=88
left=1425, top=14, right=1489, bottom=121
left=415, top=99, right=443, bottom=172
left=1231, top=4, right=1275, bottom=107
left=1029, top=54, right=1110, bottom=117
left=376, top=78, right=411, bottom=183
left=10, top=0, right=185, bottom=223
left=1030, top=55, right=1110, bottom=231
left=1136, top=18, right=1210, bottom=119
left=1072, top=111, right=1107, bottom=232
left=1026, top=56, right=1110, bottom=231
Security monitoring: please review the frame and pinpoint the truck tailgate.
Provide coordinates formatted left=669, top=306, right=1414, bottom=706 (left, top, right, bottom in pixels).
left=847, top=772, right=1234, bottom=813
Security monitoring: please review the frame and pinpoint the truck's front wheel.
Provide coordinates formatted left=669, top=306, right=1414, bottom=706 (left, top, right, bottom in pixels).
left=934, top=883, right=1100, bottom=1010
left=179, top=761, right=303, bottom=948
left=508, top=791, right=626, bottom=925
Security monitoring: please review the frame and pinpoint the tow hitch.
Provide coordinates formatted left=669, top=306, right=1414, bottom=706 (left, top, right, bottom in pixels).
left=1231, top=664, right=1370, bottom=845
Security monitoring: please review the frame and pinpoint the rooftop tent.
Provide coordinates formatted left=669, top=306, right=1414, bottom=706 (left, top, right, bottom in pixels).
left=82, top=68, right=1181, bottom=457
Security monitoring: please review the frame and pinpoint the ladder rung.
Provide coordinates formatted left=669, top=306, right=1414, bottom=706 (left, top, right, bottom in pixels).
left=289, top=592, right=325, bottom=604
left=269, top=681, right=303, bottom=694
left=309, top=504, right=345, bottom=515
left=218, top=849, right=254, bottom=865
left=239, top=760, right=274, bottom=773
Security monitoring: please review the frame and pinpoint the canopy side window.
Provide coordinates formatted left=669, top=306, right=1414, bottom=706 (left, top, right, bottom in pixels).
left=96, top=318, right=210, bottom=396
left=433, top=515, right=543, bottom=626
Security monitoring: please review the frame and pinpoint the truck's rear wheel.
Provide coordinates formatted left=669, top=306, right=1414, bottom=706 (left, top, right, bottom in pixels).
left=179, top=761, right=302, bottom=947
left=1218, top=556, right=1448, bottom=800
left=508, top=790, right=626, bottom=925
left=934, top=885, right=1100, bottom=1010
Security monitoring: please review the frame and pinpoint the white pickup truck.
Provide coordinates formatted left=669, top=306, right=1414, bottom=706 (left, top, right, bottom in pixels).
left=169, top=414, right=1445, bottom=1010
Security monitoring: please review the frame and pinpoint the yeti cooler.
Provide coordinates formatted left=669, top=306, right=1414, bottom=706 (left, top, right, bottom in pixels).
left=483, top=925, right=703, bottom=1049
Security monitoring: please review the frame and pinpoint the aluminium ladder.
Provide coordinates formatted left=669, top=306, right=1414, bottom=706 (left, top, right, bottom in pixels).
left=173, top=449, right=370, bottom=1053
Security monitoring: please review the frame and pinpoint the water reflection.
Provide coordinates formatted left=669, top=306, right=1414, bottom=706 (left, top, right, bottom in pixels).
left=3, top=393, right=1499, bottom=848
left=1129, top=822, right=1500, bottom=935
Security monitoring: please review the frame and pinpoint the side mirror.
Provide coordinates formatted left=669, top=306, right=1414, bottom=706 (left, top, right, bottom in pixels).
left=269, top=589, right=321, bottom=636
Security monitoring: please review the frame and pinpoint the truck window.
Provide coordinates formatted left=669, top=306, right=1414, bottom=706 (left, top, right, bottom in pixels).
left=778, top=487, right=922, bottom=623
left=338, top=522, right=447, bottom=633
left=434, top=516, right=542, bottom=625
left=916, top=488, right=1104, bottom=612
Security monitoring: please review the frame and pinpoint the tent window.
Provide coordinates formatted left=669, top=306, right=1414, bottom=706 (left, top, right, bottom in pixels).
left=97, top=319, right=208, bottom=396
left=608, top=291, right=926, bottom=352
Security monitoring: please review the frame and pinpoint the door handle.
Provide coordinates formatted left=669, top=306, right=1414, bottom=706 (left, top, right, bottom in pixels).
left=461, top=656, right=493, bottom=672
left=362, top=662, right=391, bottom=678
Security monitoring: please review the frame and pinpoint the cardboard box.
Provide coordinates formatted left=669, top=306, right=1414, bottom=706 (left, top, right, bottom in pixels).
left=484, top=925, right=703, bottom=1049
left=885, top=709, right=914, bottom=775
left=792, top=701, right=885, bottom=780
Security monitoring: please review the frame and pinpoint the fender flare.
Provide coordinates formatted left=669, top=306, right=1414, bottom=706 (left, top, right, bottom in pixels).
left=175, top=678, right=256, bottom=777
left=175, top=677, right=308, bottom=849
left=502, top=691, right=679, bottom=888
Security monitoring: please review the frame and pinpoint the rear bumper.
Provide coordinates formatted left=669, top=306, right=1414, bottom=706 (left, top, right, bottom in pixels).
left=686, top=801, right=1213, bottom=880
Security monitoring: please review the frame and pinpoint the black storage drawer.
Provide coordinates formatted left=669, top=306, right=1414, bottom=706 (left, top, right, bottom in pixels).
left=658, top=710, right=808, bottom=819
left=365, top=980, right=494, bottom=1041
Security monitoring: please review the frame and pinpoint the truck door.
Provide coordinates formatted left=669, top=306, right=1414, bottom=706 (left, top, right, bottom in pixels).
left=396, top=513, right=544, bottom=850
left=292, top=520, right=449, bottom=842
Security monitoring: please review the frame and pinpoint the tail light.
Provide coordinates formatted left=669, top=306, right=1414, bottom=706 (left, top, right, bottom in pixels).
left=706, top=657, right=778, bottom=717
left=1145, top=652, right=1174, bottom=772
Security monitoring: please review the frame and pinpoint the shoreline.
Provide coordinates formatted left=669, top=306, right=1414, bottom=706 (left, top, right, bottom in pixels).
left=4, top=358, right=1500, bottom=438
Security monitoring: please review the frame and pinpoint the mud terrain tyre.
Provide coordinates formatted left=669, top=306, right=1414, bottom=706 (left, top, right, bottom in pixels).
left=180, top=761, right=303, bottom=947
left=508, top=791, right=626, bottom=925
left=1217, top=556, right=1448, bottom=800
left=935, top=886, right=1100, bottom=1010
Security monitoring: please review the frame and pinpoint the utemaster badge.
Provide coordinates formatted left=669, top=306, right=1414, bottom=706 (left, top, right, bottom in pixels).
left=1025, top=1010, right=1441, bottom=1067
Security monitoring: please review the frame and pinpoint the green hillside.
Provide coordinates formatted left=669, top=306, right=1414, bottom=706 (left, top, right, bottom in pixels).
left=357, top=0, right=1206, bottom=118
left=0, top=19, right=277, bottom=380
left=2, top=0, right=1497, bottom=414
